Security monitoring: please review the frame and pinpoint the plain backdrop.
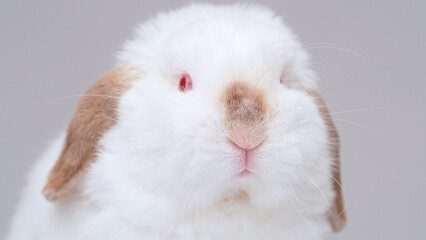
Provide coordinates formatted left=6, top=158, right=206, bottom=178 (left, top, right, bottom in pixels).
left=1, top=0, right=425, bottom=239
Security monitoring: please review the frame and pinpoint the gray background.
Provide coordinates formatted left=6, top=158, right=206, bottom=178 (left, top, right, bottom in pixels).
left=1, top=0, right=425, bottom=239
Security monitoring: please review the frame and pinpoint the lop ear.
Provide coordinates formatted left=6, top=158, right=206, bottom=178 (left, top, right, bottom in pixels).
left=42, top=65, right=138, bottom=202
left=309, top=91, right=346, bottom=232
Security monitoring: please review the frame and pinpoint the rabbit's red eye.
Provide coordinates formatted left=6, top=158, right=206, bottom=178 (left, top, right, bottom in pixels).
left=179, top=73, right=192, bottom=92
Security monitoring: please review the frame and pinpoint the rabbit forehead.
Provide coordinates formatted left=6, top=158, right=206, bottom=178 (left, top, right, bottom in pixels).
left=166, top=23, right=289, bottom=77
left=119, top=4, right=298, bottom=78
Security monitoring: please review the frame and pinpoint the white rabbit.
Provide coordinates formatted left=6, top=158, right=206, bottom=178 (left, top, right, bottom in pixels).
left=7, top=3, right=346, bottom=240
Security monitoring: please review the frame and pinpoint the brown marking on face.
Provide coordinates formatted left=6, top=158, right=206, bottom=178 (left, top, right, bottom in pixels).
left=42, top=65, right=141, bottom=202
left=222, top=81, right=267, bottom=149
left=308, top=91, right=346, bottom=232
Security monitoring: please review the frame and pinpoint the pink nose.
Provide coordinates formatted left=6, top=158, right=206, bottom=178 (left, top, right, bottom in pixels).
left=229, top=135, right=263, bottom=150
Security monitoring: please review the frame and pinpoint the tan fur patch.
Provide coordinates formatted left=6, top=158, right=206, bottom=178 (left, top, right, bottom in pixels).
left=308, top=91, right=346, bottom=232
left=222, top=81, right=267, bottom=149
left=42, top=65, right=140, bottom=201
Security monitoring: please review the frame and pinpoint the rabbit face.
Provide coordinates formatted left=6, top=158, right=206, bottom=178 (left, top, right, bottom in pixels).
left=92, top=18, right=332, bottom=212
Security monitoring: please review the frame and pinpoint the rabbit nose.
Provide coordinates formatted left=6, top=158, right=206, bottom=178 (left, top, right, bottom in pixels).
left=222, top=81, right=268, bottom=150
left=228, top=132, right=264, bottom=151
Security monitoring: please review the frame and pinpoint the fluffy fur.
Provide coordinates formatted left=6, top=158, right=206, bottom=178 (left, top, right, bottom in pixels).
left=7, top=4, right=342, bottom=240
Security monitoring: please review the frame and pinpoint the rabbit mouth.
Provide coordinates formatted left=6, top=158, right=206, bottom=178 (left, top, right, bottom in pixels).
left=238, top=169, right=251, bottom=177
left=231, top=142, right=259, bottom=177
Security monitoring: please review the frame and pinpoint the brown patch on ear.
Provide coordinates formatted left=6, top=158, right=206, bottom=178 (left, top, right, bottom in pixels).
left=222, top=81, right=267, bottom=148
left=309, top=91, right=346, bottom=232
left=42, top=65, right=140, bottom=202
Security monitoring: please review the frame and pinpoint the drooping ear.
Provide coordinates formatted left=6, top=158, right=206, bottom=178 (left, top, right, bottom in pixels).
left=42, top=65, right=139, bottom=202
left=309, top=91, right=346, bottom=232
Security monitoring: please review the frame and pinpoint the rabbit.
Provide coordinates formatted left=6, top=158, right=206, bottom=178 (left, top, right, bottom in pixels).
left=7, top=3, right=346, bottom=240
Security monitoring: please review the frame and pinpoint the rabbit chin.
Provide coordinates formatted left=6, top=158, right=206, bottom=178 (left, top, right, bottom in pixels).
left=220, top=176, right=296, bottom=209
left=171, top=171, right=301, bottom=213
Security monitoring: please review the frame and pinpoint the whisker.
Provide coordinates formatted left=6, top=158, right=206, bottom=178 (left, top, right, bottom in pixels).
left=262, top=164, right=286, bottom=199
left=314, top=168, right=348, bottom=216
left=297, top=166, right=332, bottom=217
left=323, top=106, right=390, bottom=117
left=334, top=117, right=390, bottom=149
left=289, top=163, right=348, bottom=216
left=288, top=190, right=328, bottom=239
left=304, top=42, right=378, bottom=63
left=30, top=94, right=120, bottom=113
left=308, top=61, right=359, bottom=84
left=286, top=178, right=305, bottom=206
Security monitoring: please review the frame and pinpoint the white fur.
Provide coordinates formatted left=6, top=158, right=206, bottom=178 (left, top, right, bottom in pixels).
left=7, top=4, right=336, bottom=240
